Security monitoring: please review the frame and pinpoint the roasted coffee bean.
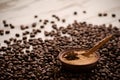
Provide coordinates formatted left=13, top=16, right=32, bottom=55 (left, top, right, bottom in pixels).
left=4, top=24, right=9, bottom=27
left=37, top=29, right=41, bottom=33
left=103, top=13, right=107, bottom=16
left=39, top=19, right=42, bottom=22
left=51, top=21, right=55, bottom=24
left=2, top=20, right=6, bottom=24
left=83, top=11, right=86, bottom=14
left=10, top=24, right=15, bottom=29
left=52, top=24, right=58, bottom=30
left=32, top=23, right=37, bottom=27
left=52, top=15, right=60, bottom=21
left=74, top=11, right=77, bottom=15
left=20, top=25, right=25, bottom=30
left=34, top=15, right=38, bottom=18
left=98, top=13, right=102, bottom=17
left=62, top=19, right=66, bottom=23
left=22, top=36, right=27, bottom=40
left=25, top=26, right=29, bottom=29
left=118, top=19, right=120, bottom=22
left=40, top=25, right=44, bottom=28
left=15, top=33, right=20, bottom=37
left=30, top=33, right=35, bottom=37
left=0, top=30, right=4, bottom=36
left=112, top=14, right=116, bottom=18
left=44, top=31, right=50, bottom=36
left=5, top=30, right=10, bottom=34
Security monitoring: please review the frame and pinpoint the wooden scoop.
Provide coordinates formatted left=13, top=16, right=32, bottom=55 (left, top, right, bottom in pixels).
left=82, top=34, right=113, bottom=57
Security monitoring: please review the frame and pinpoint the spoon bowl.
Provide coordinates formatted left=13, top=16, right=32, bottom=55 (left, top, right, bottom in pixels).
left=58, top=48, right=100, bottom=72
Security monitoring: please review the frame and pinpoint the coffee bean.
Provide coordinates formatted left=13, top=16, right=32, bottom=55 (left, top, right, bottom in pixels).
left=0, top=30, right=4, bottom=36
left=62, top=19, right=66, bottom=23
left=74, top=11, right=77, bottom=15
left=30, top=33, right=35, bottom=37
left=40, top=25, right=44, bottom=28
left=3, top=20, right=6, bottom=24
left=15, top=33, right=20, bottom=37
left=83, top=11, right=86, bottom=14
left=103, top=13, right=107, bottom=16
left=5, top=30, right=10, bottom=34
left=10, top=24, right=15, bottom=29
left=98, top=13, right=102, bottom=17
left=118, top=19, right=120, bottom=22
left=51, top=21, right=55, bottom=24
left=22, top=36, right=27, bottom=40
left=112, top=14, right=116, bottom=18
left=52, top=15, right=60, bottom=21
left=4, top=24, right=9, bottom=27
left=39, top=19, right=42, bottom=22
left=32, top=23, right=37, bottom=27
left=20, top=25, right=25, bottom=30
left=34, top=15, right=38, bottom=18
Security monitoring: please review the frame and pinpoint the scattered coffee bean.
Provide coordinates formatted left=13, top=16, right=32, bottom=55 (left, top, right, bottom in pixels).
left=112, top=14, right=116, bottom=18
left=15, top=33, right=20, bottom=37
left=98, top=13, right=102, bottom=17
left=40, top=25, right=44, bottom=28
left=4, top=24, right=9, bottom=27
left=118, top=19, right=120, bottom=22
left=62, top=19, right=66, bottom=23
left=5, top=30, right=10, bottom=34
left=0, top=30, right=4, bottom=36
left=74, top=11, right=77, bottom=15
left=20, top=25, right=25, bottom=30
left=2, top=20, right=6, bottom=24
left=51, top=21, right=55, bottom=24
left=34, top=15, right=38, bottom=18
left=52, top=15, right=60, bottom=21
left=39, top=19, right=42, bottom=22
left=37, top=29, right=41, bottom=33
left=10, top=24, right=15, bottom=29
left=83, top=11, right=86, bottom=14
left=22, top=36, right=27, bottom=40
left=30, top=33, right=35, bottom=37
left=103, top=13, right=107, bottom=16
left=32, top=23, right=37, bottom=27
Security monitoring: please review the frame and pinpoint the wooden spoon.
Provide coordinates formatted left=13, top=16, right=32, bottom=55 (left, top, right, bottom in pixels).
left=82, top=34, right=113, bottom=57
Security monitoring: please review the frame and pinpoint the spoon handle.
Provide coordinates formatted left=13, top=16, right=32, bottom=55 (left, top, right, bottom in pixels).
left=84, top=34, right=113, bottom=56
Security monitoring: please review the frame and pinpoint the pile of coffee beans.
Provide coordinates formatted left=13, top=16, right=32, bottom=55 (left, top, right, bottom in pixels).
left=0, top=15, right=120, bottom=80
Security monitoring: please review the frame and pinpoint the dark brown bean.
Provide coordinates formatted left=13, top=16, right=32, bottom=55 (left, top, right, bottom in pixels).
left=62, top=19, right=66, bottom=23
left=2, top=20, right=6, bottom=24
left=15, top=33, right=20, bottom=37
left=118, top=19, right=120, bottom=22
left=39, top=19, right=42, bottom=22
left=103, top=13, right=107, bottom=16
left=5, top=30, right=10, bottom=34
left=40, top=25, right=44, bottom=28
left=34, top=15, right=38, bottom=18
left=50, top=21, right=55, bottom=24
left=112, top=14, right=116, bottom=18
left=98, top=13, right=102, bottom=17
left=83, top=11, right=86, bottom=14
left=32, top=23, right=37, bottom=27
left=74, top=11, right=77, bottom=15
left=4, top=24, right=9, bottom=27
left=30, top=33, right=35, bottom=37
left=10, top=24, right=15, bottom=29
